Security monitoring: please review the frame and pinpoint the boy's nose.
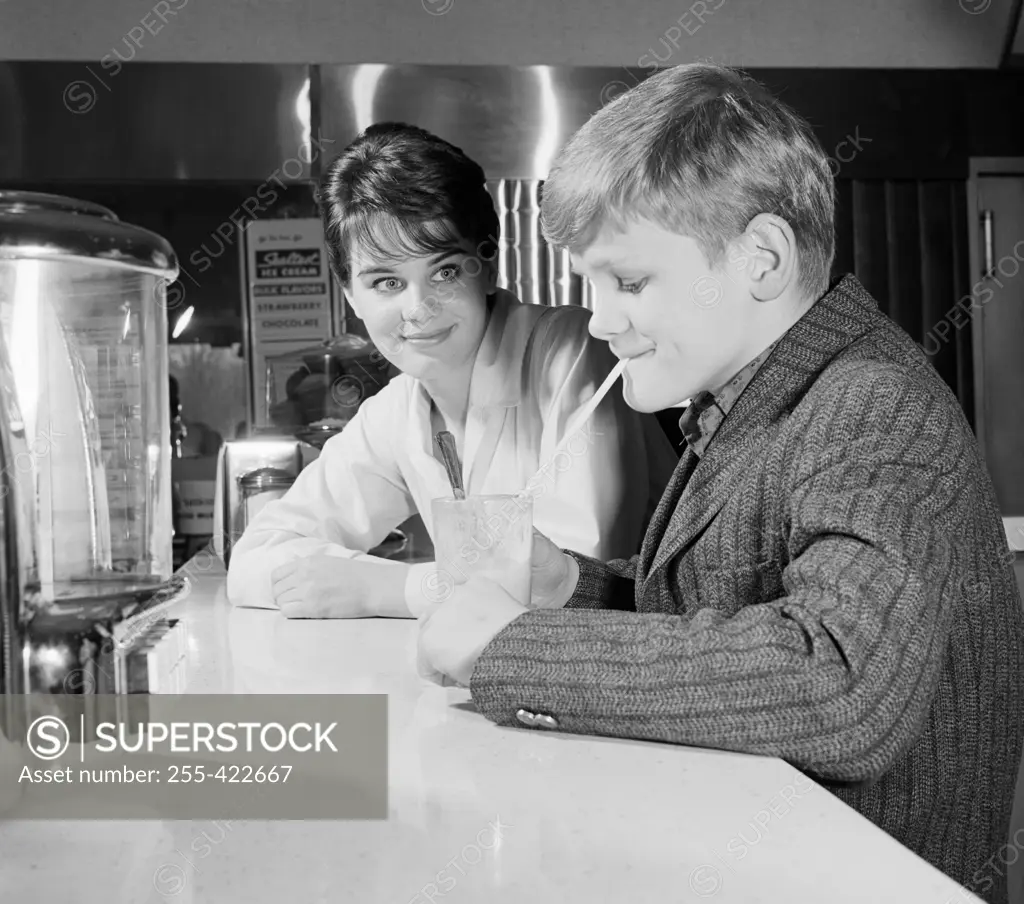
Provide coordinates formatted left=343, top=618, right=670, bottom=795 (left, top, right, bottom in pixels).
left=587, top=291, right=631, bottom=344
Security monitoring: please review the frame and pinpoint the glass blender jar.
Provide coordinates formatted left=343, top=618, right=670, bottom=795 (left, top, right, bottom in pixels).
left=0, top=190, right=178, bottom=604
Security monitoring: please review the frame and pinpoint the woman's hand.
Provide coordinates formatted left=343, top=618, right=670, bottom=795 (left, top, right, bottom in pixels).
left=270, top=555, right=374, bottom=618
left=528, top=528, right=579, bottom=609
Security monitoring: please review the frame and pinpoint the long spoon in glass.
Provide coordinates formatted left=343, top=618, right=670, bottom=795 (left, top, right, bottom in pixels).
left=434, top=430, right=466, bottom=500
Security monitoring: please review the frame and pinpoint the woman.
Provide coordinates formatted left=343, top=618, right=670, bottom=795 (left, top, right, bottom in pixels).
left=227, top=122, right=677, bottom=618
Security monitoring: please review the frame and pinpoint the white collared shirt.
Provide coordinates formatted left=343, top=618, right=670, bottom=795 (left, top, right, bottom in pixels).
left=226, top=290, right=678, bottom=612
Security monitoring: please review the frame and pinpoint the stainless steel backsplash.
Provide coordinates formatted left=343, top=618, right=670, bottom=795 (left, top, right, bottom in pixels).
left=318, top=65, right=613, bottom=308
left=1, top=62, right=622, bottom=306
left=487, top=180, right=592, bottom=309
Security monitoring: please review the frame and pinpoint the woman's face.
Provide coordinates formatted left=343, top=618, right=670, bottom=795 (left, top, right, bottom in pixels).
left=343, top=233, right=497, bottom=383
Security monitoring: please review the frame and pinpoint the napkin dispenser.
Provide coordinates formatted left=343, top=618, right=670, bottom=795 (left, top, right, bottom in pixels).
left=213, top=436, right=305, bottom=567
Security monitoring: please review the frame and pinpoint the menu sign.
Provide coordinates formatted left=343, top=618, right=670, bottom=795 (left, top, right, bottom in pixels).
left=255, top=249, right=322, bottom=280
left=242, top=220, right=337, bottom=425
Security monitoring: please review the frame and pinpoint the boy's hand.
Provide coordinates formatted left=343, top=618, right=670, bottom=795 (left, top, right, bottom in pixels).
left=529, top=529, right=579, bottom=609
left=417, top=576, right=526, bottom=688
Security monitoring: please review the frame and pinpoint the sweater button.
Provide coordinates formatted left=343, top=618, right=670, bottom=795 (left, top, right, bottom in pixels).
left=534, top=714, right=559, bottom=730
left=515, top=709, right=537, bottom=727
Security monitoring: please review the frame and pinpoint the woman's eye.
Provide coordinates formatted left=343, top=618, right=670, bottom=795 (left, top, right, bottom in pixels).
left=372, top=277, right=403, bottom=293
left=433, top=265, right=462, bottom=283
left=617, top=277, right=647, bottom=295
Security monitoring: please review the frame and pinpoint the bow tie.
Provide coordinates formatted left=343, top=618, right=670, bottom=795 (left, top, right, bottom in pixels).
left=678, top=390, right=718, bottom=450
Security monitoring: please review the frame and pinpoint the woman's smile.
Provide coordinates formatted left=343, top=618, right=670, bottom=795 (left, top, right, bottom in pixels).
left=403, top=323, right=457, bottom=347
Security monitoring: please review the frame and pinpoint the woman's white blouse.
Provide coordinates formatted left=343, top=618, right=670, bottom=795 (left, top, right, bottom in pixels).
left=226, top=290, right=678, bottom=612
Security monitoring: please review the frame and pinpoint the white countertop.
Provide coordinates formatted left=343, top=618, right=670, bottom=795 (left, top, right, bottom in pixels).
left=0, top=559, right=982, bottom=904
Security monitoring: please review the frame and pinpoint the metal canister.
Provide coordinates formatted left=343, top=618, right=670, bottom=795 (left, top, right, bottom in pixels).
left=213, top=437, right=304, bottom=567
left=238, top=467, right=297, bottom=533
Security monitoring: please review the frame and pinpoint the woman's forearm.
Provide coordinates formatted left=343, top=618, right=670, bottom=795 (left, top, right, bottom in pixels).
left=360, top=558, right=415, bottom=618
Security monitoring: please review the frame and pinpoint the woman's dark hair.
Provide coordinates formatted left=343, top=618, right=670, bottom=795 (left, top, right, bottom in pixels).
left=317, top=122, right=500, bottom=285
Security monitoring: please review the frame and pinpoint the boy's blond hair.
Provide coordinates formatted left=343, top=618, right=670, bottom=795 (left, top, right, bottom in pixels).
left=541, top=64, right=836, bottom=299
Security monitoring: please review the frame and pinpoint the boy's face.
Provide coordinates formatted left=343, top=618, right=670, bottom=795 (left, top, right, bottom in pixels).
left=571, top=219, right=773, bottom=413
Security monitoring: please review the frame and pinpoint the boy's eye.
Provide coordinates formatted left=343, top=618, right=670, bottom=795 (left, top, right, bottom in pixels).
left=616, top=277, right=648, bottom=295
left=433, top=264, right=462, bottom=283
left=372, top=277, right=403, bottom=293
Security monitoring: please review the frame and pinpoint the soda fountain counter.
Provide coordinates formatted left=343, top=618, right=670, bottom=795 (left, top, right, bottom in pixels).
left=0, top=557, right=985, bottom=904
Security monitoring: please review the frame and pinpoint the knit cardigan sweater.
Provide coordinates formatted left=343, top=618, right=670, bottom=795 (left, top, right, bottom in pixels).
left=469, top=275, right=1024, bottom=904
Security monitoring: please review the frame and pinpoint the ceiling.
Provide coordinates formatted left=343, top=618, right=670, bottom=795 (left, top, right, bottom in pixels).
left=0, top=0, right=1022, bottom=68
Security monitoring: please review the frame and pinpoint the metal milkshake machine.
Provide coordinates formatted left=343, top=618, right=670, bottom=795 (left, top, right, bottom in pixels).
left=0, top=191, right=187, bottom=703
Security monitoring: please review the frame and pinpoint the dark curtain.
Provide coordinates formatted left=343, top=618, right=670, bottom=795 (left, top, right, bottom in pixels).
left=834, top=178, right=974, bottom=428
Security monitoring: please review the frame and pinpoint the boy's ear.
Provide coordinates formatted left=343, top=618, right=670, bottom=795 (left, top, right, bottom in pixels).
left=738, top=213, right=798, bottom=302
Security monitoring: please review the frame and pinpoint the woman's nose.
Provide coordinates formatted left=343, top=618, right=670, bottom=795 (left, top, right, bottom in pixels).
left=400, top=283, right=439, bottom=329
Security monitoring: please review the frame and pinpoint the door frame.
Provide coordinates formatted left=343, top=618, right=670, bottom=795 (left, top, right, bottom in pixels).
left=966, top=157, right=1024, bottom=463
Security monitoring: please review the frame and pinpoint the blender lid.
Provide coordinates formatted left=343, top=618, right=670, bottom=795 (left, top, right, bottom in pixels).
left=0, top=190, right=118, bottom=220
left=0, top=190, right=178, bottom=279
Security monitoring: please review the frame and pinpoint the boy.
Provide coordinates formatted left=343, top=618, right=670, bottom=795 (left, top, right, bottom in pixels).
left=417, top=64, right=1024, bottom=903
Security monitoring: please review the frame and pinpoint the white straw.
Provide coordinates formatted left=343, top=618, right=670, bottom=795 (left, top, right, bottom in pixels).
left=517, top=357, right=629, bottom=501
